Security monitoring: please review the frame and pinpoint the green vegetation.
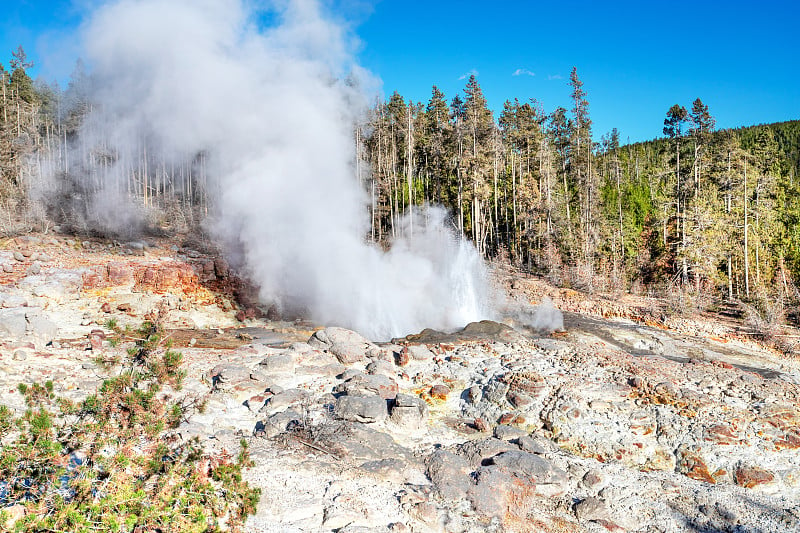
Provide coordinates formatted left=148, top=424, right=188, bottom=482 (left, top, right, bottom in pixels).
left=0, top=317, right=260, bottom=532
left=363, top=81, right=800, bottom=322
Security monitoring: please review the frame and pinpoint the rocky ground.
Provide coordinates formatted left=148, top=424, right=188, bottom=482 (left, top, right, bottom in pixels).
left=2, top=233, right=800, bottom=532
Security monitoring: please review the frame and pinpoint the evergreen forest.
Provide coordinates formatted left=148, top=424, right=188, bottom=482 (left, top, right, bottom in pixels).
left=3, top=47, right=800, bottom=320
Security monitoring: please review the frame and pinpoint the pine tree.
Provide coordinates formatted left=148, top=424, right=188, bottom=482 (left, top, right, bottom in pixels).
left=422, top=85, right=452, bottom=205
left=568, top=67, right=597, bottom=284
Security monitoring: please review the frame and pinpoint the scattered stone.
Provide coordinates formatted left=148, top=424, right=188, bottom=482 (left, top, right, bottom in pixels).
left=468, top=465, right=515, bottom=516
left=507, top=390, right=533, bottom=408
left=676, top=446, right=716, bottom=484
left=490, top=450, right=567, bottom=486
left=359, top=457, right=412, bottom=483
left=578, top=472, right=603, bottom=496
left=261, top=389, right=310, bottom=414
left=517, top=435, right=547, bottom=454
left=212, top=364, right=252, bottom=389
left=466, top=385, right=482, bottom=404
left=483, top=379, right=509, bottom=405
left=704, top=424, right=740, bottom=445
left=394, top=346, right=410, bottom=366
left=214, top=258, right=229, bottom=278
left=256, top=409, right=302, bottom=438
left=0, top=308, right=27, bottom=338
left=366, top=359, right=395, bottom=377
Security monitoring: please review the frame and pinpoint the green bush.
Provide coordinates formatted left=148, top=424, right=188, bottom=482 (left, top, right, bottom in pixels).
left=0, top=318, right=260, bottom=532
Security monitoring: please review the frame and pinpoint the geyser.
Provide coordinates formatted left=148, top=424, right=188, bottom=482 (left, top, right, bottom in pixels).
left=36, top=0, right=497, bottom=340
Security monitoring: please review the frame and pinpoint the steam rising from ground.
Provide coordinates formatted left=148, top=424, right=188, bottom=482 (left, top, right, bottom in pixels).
left=33, top=0, right=561, bottom=340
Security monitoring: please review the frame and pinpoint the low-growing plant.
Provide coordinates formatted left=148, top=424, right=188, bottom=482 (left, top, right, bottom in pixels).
left=0, top=313, right=261, bottom=532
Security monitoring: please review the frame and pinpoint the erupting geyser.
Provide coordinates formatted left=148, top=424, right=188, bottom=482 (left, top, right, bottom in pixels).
left=34, top=0, right=499, bottom=339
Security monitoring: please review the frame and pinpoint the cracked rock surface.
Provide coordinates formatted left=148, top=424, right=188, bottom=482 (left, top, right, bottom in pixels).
left=2, top=234, right=800, bottom=532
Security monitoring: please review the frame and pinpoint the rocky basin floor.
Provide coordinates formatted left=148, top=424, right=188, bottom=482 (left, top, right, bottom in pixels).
left=2, top=234, right=800, bottom=532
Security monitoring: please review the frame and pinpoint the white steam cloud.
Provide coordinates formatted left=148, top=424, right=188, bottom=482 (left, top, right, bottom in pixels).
left=40, top=0, right=497, bottom=340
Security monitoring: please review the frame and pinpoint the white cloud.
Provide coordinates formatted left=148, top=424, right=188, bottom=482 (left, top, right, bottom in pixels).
left=458, top=68, right=479, bottom=80
left=512, top=68, right=535, bottom=77
left=547, top=74, right=563, bottom=80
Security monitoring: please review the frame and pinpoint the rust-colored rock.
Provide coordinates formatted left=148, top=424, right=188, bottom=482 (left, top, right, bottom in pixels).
left=734, top=465, right=775, bottom=489
left=676, top=447, right=715, bottom=484
left=474, top=417, right=490, bottom=433
left=703, top=424, right=739, bottom=445
left=430, top=384, right=450, bottom=401
left=214, top=258, right=230, bottom=278
left=395, top=346, right=410, bottom=366
left=775, top=430, right=800, bottom=450
left=81, top=269, right=105, bottom=291
left=107, top=261, right=135, bottom=285
left=760, top=405, right=800, bottom=430
left=507, top=390, right=532, bottom=408
left=498, top=413, right=525, bottom=425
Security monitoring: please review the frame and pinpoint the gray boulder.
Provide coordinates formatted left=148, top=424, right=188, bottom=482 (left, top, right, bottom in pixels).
left=259, top=354, right=296, bottom=373
left=256, top=409, right=302, bottom=438
left=457, top=438, right=515, bottom=469
left=335, top=395, right=388, bottom=423
left=468, top=465, right=515, bottom=516
left=261, top=389, right=311, bottom=415
left=490, top=450, right=568, bottom=485
left=212, top=364, right=252, bottom=389
left=336, top=374, right=398, bottom=399
left=425, top=449, right=473, bottom=500
left=390, top=393, right=428, bottom=430
left=308, top=327, right=375, bottom=364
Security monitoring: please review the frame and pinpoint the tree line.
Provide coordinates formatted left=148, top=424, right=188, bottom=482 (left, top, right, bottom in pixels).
left=2, top=47, right=800, bottom=317
left=359, top=71, right=800, bottom=316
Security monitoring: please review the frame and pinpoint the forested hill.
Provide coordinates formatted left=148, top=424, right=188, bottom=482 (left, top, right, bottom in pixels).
left=737, top=121, right=800, bottom=177
left=2, top=46, right=800, bottom=319
left=359, top=77, right=800, bottom=318
left=626, top=120, right=800, bottom=179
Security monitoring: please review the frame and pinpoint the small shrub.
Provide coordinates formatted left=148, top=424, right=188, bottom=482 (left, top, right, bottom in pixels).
left=0, top=316, right=260, bottom=532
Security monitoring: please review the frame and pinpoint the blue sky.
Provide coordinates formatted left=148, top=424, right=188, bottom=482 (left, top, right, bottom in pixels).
left=3, top=0, right=798, bottom=143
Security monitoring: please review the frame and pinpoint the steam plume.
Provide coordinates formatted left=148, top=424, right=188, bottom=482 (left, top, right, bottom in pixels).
left=37, top=0, right=498, bottom=340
